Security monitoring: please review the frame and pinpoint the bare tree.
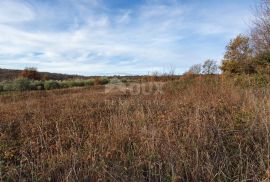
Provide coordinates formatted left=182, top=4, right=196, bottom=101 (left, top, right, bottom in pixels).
left=188, top=64, right=202, bottom=74
left=202, top=59, right=218, bottom=74
left=168, top=66, right=176, bottom=77
left=251, top=0, right=270, bottom=54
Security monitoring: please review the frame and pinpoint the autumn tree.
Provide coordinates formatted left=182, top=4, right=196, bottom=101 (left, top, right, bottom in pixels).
left=202, top=59, right=218, bottom=74
left=20, top=67, right=41, bottom=80
left=221, top=35, right=255, bottom=74
left=224, top=35, right=253, bottom=62
left=220, top=0, right=270, bottom=75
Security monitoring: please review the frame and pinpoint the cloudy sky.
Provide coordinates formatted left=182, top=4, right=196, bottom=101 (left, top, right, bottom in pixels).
left=0, top=0, right=258, bottom=75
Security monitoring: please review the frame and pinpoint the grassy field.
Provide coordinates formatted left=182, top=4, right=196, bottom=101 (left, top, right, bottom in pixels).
left=0, top=77, right=270, bottom=181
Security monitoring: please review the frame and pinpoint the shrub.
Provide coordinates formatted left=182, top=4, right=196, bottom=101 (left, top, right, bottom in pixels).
left=2, top=82, right=14, bottom=91
left=110, top=78, right=122, bottom=84
left=233, top=75, right=251, bottom=88
left=252, top=74, right=269, bottom=87
left=101, top=77, right=110, bottom=85
left=84, top=79, right=94, bottom=86
left=73, top=80, right=85, bottom=87
left=60, top=80, right=73, bottom=88
left=59, top=81, right=70, bottom=88
left=94, top=77, right=109, bottom=85
left=30, top=81, right=44, bottom=90
left=64, top=80, right=84, bottom=87
left=29, top=82, right=36, bottom=90
left=58, top=79, right=94, bottom=88
left=121, top=78, right=128, bottom=83
left=0, top=84, right=3, bottom=92
left=44, top=80, right=60, bottom=90
left=13, top=78, right=31, bottom=91
left=232, top=74, right=269, bottom=88
left=254, top=51, right=270, bottom=74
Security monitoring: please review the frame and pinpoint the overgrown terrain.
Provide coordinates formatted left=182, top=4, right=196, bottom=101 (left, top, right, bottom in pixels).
left=0, top=76, right=270, bottom=181
left=1, top=1, right=270, bottom=181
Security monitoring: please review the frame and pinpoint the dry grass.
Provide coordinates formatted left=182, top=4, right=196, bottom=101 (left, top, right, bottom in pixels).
left=0, top=78, right=270, bottom=181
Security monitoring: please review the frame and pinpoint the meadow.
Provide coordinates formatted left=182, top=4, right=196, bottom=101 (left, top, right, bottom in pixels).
left=1, top=76, right=270, bottom=181
left=1, top=0, right=270, bottom=181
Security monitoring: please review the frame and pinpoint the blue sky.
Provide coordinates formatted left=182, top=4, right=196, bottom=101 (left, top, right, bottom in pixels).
left=0, top=0, right=258, bottom=75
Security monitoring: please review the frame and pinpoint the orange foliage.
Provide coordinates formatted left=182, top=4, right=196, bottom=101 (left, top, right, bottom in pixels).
left=19, top=68, right=41, bottom=80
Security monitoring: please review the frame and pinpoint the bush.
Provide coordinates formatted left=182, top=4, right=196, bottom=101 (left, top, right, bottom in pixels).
left=233, top=74, right=269, bottom=88
left=94, top=77, right=109, bottom=85
left=252, top=74, right=269, bottom=87
left=0, top=80, right=44, bottom=92
left=233, top=75, right=251, bottom=88
left=59, top=81, right=70, bottom=88
left=84, top=79, right=94, bottom=86
left=58, top=80, right=72, bottom=88
left=0, top=84, right=3, bottom=92
left=63, top=80, right=84, bottom=87
left=13, top=78, right=31, bottom=91
left=44, top=80, right=60, bottom=90
left=101, top=77, right=110, bottom=85
left=73, top=80, right=85, bottom=87
left=254, top=52, right=270, bottom=74
left=121, top=78, right=128, bottom=83
left=30, top=81, right=44, bottom=90
left=110, top=78, right=122, bottom=84
left=2, top=82, right=14, bottom=91
left=58, top=79, right=94, bottom=89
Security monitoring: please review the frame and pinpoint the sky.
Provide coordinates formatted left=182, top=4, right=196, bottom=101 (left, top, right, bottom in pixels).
left=0, top=0, right=259, bottom=75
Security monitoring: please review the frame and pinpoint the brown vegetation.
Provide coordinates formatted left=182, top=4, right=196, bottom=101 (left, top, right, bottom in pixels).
left=1, top=1, right=270, bottom=181
left=19, top=68, right=41, bottom=80
left=0, top=77, right=270, bottom=181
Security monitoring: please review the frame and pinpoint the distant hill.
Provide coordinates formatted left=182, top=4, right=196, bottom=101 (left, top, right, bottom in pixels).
left=0, top=68, right=86, bottom=81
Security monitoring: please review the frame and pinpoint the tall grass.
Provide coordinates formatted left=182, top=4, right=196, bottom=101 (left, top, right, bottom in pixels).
left=0, top=77, right=269, bottom=181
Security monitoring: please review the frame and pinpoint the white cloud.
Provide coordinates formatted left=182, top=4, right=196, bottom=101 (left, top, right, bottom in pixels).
left=117, top=10, right=132, bottom=24
left=0, top=0, right=34, bottom=23
left=0, top=0, right=256, bottom=75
